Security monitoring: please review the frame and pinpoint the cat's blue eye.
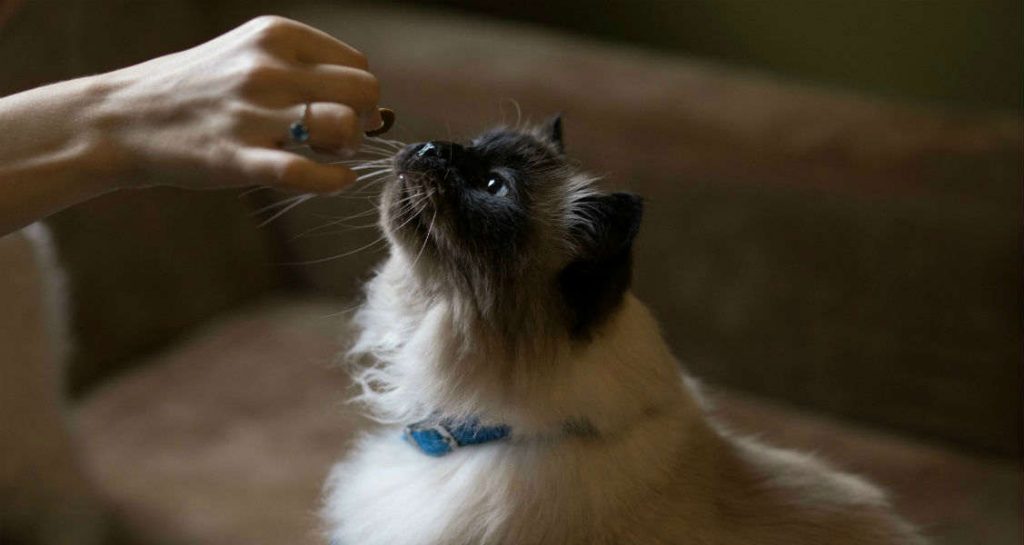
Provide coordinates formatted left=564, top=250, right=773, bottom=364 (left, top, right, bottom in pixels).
left=485, top=172, right=510, bottom=197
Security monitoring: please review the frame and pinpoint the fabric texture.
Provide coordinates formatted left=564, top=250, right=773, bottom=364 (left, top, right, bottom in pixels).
left=76, top=298, right=1021, bottom=545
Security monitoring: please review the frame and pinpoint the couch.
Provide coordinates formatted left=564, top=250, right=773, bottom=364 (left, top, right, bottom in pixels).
left=1, top=2, right=1019, bottom=544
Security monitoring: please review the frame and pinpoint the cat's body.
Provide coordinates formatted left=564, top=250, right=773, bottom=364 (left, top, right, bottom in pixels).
left=323, top=121, right=925, bottom=545
left=0, top=225, right=106, bottom=545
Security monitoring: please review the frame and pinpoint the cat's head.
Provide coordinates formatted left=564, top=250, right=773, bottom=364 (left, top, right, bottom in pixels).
left=381, top=117, right=642, bottom=343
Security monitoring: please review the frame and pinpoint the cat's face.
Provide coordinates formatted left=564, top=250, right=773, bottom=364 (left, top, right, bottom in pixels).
left=381, top=118, right=642, bottom=341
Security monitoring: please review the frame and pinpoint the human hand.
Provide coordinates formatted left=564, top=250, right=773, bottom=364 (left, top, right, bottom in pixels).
left=89, top=15, right=382, bottom=193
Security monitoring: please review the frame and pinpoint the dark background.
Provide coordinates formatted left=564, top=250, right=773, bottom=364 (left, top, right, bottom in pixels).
left=0, top=2, right=1020, bottom=543
left=1, top=0, right=1019, bottom=455
left=392, top=0, right=1022, bottom=111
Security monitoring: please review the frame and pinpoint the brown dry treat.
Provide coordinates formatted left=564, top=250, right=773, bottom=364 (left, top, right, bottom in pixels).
left=365, top=108, right=395, bottom=137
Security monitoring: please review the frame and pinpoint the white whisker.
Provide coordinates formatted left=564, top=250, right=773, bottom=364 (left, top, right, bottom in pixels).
left=410, top=207, right=437, bottom=270
left=256, top=194, right=314, bottom=227
left=250, top=194, right=307, bottom=216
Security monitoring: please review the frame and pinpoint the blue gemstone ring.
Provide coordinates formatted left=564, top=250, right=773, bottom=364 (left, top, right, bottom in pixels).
left=288, top=103, right=311, bottom=144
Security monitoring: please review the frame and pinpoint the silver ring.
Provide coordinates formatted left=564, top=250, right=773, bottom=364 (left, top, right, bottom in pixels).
left=288, top=103, right=311, bottom=144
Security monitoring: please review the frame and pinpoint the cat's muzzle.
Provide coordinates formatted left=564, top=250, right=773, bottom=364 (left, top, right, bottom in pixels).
left=394, top=140, right=467, bottom=188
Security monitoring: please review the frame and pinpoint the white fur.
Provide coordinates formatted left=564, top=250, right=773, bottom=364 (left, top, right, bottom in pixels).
left=323, top=249, right=925, bottom=545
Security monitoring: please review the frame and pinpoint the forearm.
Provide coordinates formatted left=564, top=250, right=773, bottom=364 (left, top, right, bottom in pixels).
left=0, top=17, right=380, bottom=237
left=0, top=76, right=122, bottom=236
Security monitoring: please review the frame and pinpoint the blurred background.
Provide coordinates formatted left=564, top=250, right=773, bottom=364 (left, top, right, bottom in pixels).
left=0, top=0, right=1020, bottom=544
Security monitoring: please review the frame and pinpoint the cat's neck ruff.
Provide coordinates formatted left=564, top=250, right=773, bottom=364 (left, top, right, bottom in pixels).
left=348, top=253, right=695, bottom=440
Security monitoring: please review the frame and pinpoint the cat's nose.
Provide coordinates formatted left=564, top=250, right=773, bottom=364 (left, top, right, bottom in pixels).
left=415, top=142, right=438, bottom=158
left=414, top=141, right=463, bottom=162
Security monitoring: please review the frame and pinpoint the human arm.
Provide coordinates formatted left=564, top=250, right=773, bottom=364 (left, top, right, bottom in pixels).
left=0, top=15, right=381, bottom=236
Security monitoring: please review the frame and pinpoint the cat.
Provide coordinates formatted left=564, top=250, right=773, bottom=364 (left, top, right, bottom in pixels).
left=322, top=118, right=926, bottom=545
left=0, top=224, right=107, bottom=545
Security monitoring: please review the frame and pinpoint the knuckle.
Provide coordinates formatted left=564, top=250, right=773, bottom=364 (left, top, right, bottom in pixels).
left=248, top=15, right=279, bottom=27
left=207, top=144, right=244, bottom=183
left=249, top=15, right=292, bottom=34
left=248, top=15, right=297, bottom=48
left=225, top=102, right=258, bottom=133
left=225, top=99, right=255, bottom=119
left=237, top=60, right=288, bottom=93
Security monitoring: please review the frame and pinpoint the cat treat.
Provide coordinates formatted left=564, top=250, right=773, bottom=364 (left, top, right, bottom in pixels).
left=365, top=108, right=396, bottom=137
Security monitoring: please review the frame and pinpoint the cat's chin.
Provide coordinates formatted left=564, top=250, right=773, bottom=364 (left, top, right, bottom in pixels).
left=381, top=212, right=440, bottom=276
left=382, top=173, right=431, bottom=235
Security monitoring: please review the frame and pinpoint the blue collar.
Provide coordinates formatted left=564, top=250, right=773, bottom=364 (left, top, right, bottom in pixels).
left=404, top=417, right=511, bottom=457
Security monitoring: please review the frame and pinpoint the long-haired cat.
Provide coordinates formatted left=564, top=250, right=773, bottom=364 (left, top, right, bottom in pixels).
left=322, top=118, right=925, bottom=545
left=0, top=225, right=106, bottom=545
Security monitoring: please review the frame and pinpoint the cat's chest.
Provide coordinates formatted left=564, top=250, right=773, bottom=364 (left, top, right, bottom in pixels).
left=324, top=430, right=517, bottom=545
left=323, top=428, right=643, bottom=545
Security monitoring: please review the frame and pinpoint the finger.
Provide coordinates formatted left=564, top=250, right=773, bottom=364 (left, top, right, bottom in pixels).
left=278, top=102, right=363, bottom=153
left=363, top=107, right=386, bottom=133
left=234, top=147, right=357, bottom=193
left=290, top=65, right=381, bottom=128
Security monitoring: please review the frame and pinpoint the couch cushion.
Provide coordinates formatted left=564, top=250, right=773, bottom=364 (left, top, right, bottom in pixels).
left=77, top=299, right=1018, bottom=545
left=77, top=299, right=367, bottom=545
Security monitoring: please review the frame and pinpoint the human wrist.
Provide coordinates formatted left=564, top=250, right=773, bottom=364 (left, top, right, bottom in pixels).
left=72, top=73, right=137, bottom=191
left=0, top=74, right=135, bottom=195
left=0, top=74, right=131, bottom=234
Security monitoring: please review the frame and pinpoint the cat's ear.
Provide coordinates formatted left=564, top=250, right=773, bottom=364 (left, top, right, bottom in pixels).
left=545, top=114, right=564, bottom=153
left=573, top=192, right=643, bottom=260
left=558, top=192, right=644, bottom=338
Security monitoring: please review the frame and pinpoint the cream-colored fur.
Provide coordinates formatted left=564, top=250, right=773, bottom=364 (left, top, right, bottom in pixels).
left=0, top=225, right=105, bottom=545
left=323, top=247, right=925, bottom=545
